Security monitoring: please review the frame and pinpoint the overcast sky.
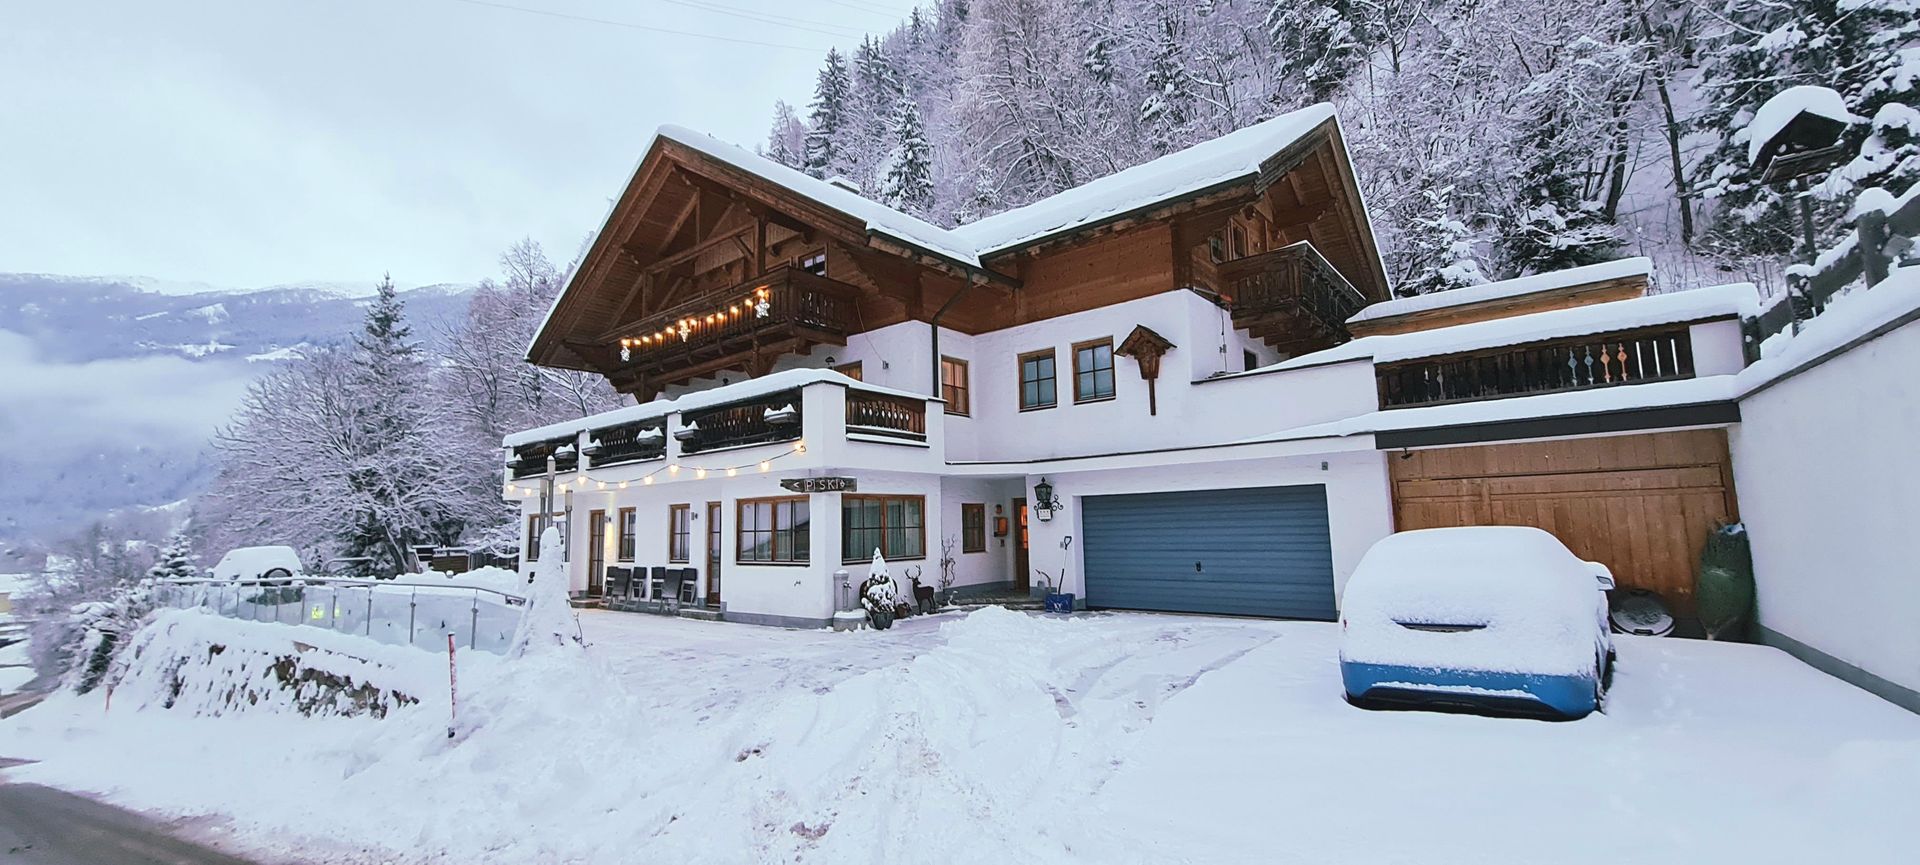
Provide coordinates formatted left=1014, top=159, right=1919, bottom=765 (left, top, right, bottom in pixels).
left=0, top=0, right=912, bottom=289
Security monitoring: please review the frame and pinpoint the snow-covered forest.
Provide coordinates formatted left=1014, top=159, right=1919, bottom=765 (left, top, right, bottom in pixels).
left=764, top=0, right=1920, bottom=295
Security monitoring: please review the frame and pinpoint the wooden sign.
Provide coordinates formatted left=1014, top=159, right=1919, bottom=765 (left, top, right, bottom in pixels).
left=779, top=476, right=858, bottom=493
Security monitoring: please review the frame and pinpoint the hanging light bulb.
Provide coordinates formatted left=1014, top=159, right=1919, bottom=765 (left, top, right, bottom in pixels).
left=668, top=464, right=680, bottom=475
left=597, top=481, right=607, bottom=490
left=696, top=468, right=708, bottom=479
left=758, top=461, right=770, bottom=472
left=643, top=476, right=654, bottom=486
left=727, top=467, right=738, bottom=477
left=618, top=480, right=629, bottom=489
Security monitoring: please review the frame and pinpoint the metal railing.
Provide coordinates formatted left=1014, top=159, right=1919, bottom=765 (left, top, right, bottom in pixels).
left=153, top=578, right=527, bottom=656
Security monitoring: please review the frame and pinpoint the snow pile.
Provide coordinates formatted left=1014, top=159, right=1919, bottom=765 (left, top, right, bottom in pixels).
left=1739, top=264, right=1920, bottom=394
left=509, top=528, right=579, bottom=657
left=209, top=545, right=303, bottom=581
left=409, top=566, right=525, bottom=599
left=1339, top=527, right=1602, bottom=676
left=107, top=609, right=442, bottom=718
left=1746, top=85, right=1853, bottom=166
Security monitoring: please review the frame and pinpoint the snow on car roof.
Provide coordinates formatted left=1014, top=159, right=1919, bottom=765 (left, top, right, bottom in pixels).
left=1347, top=257, right=1652, bottom=324
left=211, top=546, right=304, bottom=580
left=1340, top=527, right=1601, bottom=676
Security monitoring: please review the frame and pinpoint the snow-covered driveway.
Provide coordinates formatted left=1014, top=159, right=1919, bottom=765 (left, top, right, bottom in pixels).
left=3, top=607, right=1916, bottom=864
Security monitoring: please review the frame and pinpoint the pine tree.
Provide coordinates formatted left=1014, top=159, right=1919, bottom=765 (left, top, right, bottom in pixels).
left=764, top=101, right=808, bottom=170
left=338, top=275, right=446, bottom=575
left=882, top=96, right=937, bottom=217
left=1266, top=0, right=1366, bottom=106
left=1400, top=187, right=1491, bottom=295
left=804, top=49, right=853, bottom=179
left=1139, top=2, right=1197, bottom=154
left=146, top=532, right=198, bottom=581
left=1500, top=98, right=1623, bottom=273
left=1693, top=0, right=1920, bottom=262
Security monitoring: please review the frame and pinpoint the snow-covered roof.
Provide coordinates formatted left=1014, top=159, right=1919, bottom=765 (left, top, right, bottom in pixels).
left=502, top=368, right=932, bottom=448
left=1747, top=86, right=1854, bottom=166
left=1250, top=281, right=1758, bottom=373
left=1247, top=376, right=1740, bottom=444
left=1348, top=257, right=1652, bottom=324
left=656, top=125, right=983, bottom=267
left=950, top=104, right=1339, bottom=256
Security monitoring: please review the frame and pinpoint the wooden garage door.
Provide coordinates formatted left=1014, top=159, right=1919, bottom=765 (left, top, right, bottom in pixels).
left=1390, top=429, right=1738, bottom=615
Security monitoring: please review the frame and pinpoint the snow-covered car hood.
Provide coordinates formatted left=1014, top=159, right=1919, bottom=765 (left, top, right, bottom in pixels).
left=1340, top=527, right=1604, bottom=677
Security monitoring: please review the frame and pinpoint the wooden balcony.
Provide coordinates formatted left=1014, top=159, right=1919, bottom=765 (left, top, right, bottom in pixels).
left=508, top=436, right=579, bottom=480
left=678, top=388, right=805, bottom=455
left=583, top=419, right=667, bottom=467
left=607, top=266, right=862, bottom=392
left=845, top=390, right=927, bottom=442
left=1376, top=324, right=1697, bottom=408
left=1219, top=242, right=1369, bottom=353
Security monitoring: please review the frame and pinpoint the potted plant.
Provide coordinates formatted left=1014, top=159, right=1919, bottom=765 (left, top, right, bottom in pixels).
left=859, top=550, right=898, bottom=630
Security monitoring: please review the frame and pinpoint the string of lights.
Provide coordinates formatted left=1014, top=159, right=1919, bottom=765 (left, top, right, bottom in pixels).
left=618, top=284, right=772, bottom=362
left=503, top=438, right=808, bottom=497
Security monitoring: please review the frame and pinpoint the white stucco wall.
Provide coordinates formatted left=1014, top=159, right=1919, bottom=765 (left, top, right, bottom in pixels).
left=1731, top=316, right=1920, bottom=701
left=937, top=476, right=1023, bottom=591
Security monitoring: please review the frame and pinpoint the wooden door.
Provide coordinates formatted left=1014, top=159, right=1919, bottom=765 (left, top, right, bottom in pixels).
left=1390, top=429, right=1738, bottom=615
left=586, top=508, right=607, bottom=596
left=1013, top=497, right=1030, bottom=592
left=705, top=501, right=723, bottom=605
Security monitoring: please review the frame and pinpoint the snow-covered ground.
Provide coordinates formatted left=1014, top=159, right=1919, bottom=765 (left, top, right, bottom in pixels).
left=1, top=608, right=1915, bottom=864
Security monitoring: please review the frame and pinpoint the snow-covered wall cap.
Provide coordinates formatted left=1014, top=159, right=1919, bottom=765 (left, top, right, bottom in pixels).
left=655, top=125, right=982, bottom=267
left=501, top=369, right=932, bottom=448
left=1348, top=257, right=1653, bottom=324
left=1262, top=281, right=1759, bottom=372
left=1747, top=85, right=1855, bottom=166
left=951, top=103, right=1338, bottom=256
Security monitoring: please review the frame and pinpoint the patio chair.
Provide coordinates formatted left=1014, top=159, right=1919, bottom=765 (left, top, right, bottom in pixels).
left=679, top=568, right=699, bottom=605
left=660, top=568, right=687, bottom=615
left=649, top=567, right=667, bottom=607
left=606, top=567, right=631, bottom=601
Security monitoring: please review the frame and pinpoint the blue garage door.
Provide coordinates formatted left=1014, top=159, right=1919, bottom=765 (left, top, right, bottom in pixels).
left=1081, top=485, right=1337, bottom=620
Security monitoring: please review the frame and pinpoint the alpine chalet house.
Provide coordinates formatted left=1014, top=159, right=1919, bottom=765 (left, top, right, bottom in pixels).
left=508, top=103, right=1750, bottom=629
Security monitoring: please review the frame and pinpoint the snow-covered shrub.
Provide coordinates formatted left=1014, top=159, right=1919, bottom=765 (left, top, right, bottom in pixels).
left=62, top=580, right=157, bottom=695
left=858, top=551, right=896, bottom=615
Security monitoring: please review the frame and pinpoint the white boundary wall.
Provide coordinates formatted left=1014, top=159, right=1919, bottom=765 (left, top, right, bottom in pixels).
left=1731, top=315, right=1920, bottom=710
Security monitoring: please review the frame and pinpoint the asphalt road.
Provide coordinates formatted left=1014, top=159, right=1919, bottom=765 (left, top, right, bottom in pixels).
left=0, top=778, right=262, bottom=865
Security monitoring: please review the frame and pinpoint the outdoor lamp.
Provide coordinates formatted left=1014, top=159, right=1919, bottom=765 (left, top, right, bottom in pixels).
left=1033, top=477, right=1061, bottom=522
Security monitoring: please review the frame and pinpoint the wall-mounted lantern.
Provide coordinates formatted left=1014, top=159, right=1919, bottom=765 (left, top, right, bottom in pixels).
left=1033, top=477, right=1062, bottom=522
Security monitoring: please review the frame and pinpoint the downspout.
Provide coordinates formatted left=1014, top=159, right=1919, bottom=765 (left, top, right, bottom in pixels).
left=929, top=280, right=976, bottom=397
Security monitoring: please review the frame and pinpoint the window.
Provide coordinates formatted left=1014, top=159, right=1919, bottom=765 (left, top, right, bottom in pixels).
left=617, top=507, right=637, bottom=560
left=1209, top=234, right=1225, bottom=263
left=1073, top=338, right=1116, bottom=402
left=1229, top=225, right=1247, bottom=260
left=668, top=504, right=691, bottom=563
left=799, top=250, right=827, bottom=276
left=1019, top=349, right=1057, bottom=411
left=1244, top=349, right=1259, bottom=372
left=843, top=495, right=925, bottom=562
left=941, top=356, right=970, bottom=415
left=834, top=360, right=864, bottom=381
left=738, top=497, right=810, bottom=564
left=962, top=503, right=986, bottom=553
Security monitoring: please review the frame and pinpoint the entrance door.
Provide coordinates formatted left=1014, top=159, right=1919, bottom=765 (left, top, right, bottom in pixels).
left=705, top=501, right=723, bottom=606
left=586, top=508, right=606, bottom=596
left=1012, top=497, right=1030, bottom=592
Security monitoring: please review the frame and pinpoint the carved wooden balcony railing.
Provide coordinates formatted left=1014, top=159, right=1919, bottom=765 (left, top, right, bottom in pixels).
left=610, top=266, right=862, bottom=383
left=1376, top=324, right=1697, bottom=408
left=582, top=419, right=667, bottom=467
left=1219, top=242, right=1369, bottom=348
left=677, top=388, right=805, bottom=454
left=507, top=436, right=579, bottom=480
left=845, top=390, right=927, bottom=441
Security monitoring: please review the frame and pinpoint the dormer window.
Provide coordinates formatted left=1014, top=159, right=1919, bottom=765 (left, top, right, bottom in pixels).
left=799, top=250, right=827, bottom=276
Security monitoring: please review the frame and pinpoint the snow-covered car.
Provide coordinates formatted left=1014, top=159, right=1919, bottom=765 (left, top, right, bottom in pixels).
left=1339, top=527, right=1615, bottom=720
left=210, top=546, right=306, bottom=583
